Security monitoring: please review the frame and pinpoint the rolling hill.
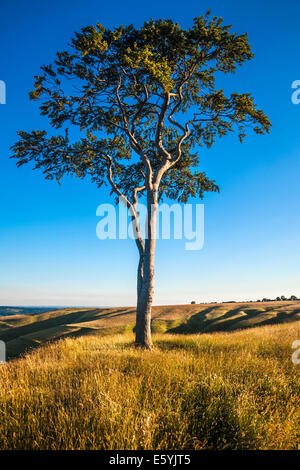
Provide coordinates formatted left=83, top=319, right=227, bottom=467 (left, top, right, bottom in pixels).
left=0, top=301, right=300, bottom=359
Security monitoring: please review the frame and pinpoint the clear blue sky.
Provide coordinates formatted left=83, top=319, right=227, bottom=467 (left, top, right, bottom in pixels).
left=0, top=0, right=299, bottom=307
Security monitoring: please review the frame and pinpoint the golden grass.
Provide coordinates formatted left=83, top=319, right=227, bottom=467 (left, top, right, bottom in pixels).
left=0, top=320, right=299, bottom=450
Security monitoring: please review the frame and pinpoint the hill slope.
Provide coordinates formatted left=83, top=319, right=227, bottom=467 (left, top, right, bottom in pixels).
left=0, top=321, right=299, bottom=449
left=0, top=301, right=300, bottom=359
left=0, top=306, right=59, bottom=316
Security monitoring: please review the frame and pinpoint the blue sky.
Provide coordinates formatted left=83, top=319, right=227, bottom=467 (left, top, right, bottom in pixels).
left=0, top=0, right=299, bottom=306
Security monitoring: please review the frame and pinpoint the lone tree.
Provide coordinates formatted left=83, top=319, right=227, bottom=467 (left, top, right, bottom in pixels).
left=11, top=12, right=270, bottom=349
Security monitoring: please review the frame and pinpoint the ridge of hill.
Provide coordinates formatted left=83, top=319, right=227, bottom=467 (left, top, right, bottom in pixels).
left=0, top=301, right=300, bottom=359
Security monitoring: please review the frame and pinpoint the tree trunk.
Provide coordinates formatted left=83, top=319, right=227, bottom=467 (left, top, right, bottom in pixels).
left=135, top=189, right=158, bottom=349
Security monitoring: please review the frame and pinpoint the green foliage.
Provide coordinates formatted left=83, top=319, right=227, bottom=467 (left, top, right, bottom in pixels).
left=11, top=12, right=270, bottom=205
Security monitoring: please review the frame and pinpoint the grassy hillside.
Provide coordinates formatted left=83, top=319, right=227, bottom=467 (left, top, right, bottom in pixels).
left=0, top=321, right=299, bottom=449
left=0, top=306, right=59, bottom=316
left=0, top=301, right=300, bottom=359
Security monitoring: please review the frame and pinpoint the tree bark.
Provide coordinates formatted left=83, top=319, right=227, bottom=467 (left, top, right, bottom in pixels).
left=135, top=189, right=158, bottom=349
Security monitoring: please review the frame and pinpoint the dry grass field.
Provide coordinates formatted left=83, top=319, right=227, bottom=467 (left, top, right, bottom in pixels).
left=0, top=302, right=299, bottom=450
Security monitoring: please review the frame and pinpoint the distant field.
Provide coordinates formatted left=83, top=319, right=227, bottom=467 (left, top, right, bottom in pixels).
left=0, top=301, right=300, bottom=359
left=0, top=306, right=59, bottom=317
left=0, top=321, right=299, bottom=449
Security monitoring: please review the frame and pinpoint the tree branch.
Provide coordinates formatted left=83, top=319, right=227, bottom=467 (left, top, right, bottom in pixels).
left=105, top=154, right=145, bottom=255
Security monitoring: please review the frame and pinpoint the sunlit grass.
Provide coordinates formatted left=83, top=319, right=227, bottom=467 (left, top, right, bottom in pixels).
left=0, top=321, right=299, bottom=449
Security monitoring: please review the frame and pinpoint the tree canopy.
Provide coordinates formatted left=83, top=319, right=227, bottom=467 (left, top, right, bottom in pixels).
left=11, top=11, right=271, bottom=208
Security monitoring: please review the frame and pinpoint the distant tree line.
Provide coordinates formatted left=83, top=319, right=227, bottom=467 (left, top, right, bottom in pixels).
left=259, top=295, right=299, bottom=302
left=190, top=295, right=299, bottom=304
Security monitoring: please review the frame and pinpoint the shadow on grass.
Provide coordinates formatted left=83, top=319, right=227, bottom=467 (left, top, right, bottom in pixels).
left=180, top=384, right=257, bottom=449
left=2, top=308, right=135, bottom=361
left=166, top=306, right=245, bottom=334
left=166, top=304, right=300, bottom=336
left=3, top=303, right=300, bottom=361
